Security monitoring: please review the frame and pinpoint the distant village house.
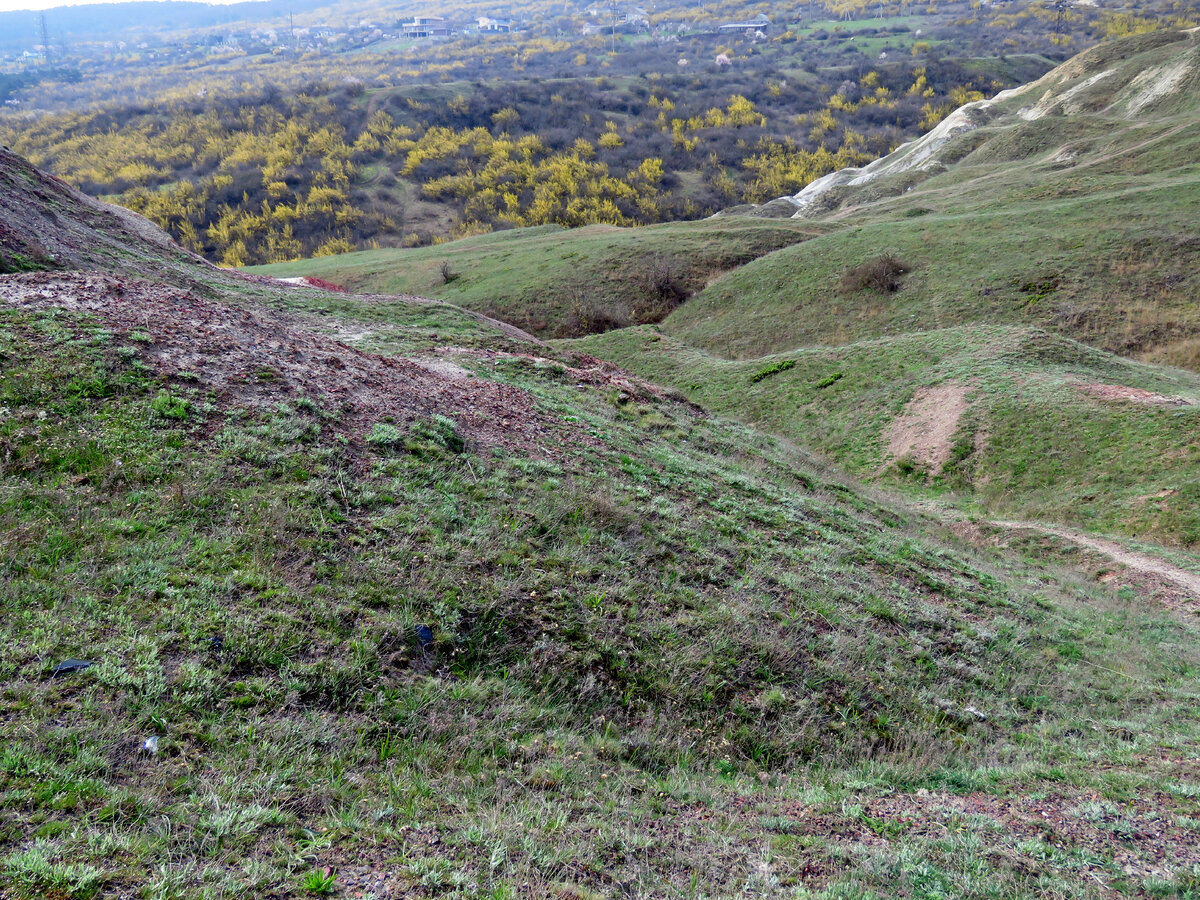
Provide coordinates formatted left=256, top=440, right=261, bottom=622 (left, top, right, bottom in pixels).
left=718, top=14, right=770, bottom=34
left=401, top=16, right=450, bottom=38
left=477, top=17, right=514, bottom=33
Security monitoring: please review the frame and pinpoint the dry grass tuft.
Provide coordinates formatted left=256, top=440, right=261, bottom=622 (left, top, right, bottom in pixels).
left=838, top=253, right=911, bottom=294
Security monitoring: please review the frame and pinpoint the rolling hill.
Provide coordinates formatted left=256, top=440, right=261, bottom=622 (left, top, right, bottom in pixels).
left=5, top=127, right=1200, bottom=898
left=250, top=30, right=1200, bottom=561
left=571, top=28, right=1200, bottom=551
left=677, top=27, right=1200, bottom=368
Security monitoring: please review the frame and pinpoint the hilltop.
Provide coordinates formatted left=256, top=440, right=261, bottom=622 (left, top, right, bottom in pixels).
left=4, top=128, right=1200, bottom=898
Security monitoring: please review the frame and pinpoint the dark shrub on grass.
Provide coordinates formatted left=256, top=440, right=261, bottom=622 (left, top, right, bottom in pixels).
left=633, top=254, right=692, bottom=324
left=839, top=253, right=911, bottom=294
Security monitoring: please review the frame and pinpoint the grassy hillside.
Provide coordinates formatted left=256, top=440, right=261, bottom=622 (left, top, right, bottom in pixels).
left=243, top=30, right=1200, bottom=566
left=247, top=32, right=1200, bottom=366
left=557, top=30, right=1200, bottom=553
left=673, top=174, right=1200, bottom=366
left=5, top=147, right=1200, bottom=898
left=5, top=277, right=1200, bottom=900
left=248, top=218, right=816, bottom=338
left=669, top=29, right=1200, bottom=368
left=571, top=324, right=1200, bottom=547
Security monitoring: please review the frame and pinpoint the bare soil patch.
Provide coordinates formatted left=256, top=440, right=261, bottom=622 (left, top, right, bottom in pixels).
left=887, top=383, right=971, bottom=473
left=1077, top=382, right=1195, bottom=406
left=0, top=271, right=570, bottom=459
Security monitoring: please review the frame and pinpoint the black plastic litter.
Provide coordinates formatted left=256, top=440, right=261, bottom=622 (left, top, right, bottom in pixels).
left=416, top=625, right=434, bottom=649
left=51, top=659, right=93, bottom=677
left=209, top=635, right=224, bottom=654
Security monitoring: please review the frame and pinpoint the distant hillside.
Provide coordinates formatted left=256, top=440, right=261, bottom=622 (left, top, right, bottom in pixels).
left=683, top=28, right=1200, bottom=369
left=0, top=0, right=328, bottom=54
left=251, top=219, right=816, bottom=337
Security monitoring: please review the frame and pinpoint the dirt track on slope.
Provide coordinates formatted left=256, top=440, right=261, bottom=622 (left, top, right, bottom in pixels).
left=993, top=519, right=1200, bottom=607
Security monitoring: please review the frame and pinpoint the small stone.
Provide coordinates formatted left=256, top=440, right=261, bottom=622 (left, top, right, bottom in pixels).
left=50, top=659, right=93, bottom=677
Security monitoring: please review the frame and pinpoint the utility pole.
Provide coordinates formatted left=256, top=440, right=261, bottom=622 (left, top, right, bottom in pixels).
left=610, top=0, right=617, bottom=54
left=39, top=13, right=52, bottom=66
left=1053, top=0, right=1068, bottom=39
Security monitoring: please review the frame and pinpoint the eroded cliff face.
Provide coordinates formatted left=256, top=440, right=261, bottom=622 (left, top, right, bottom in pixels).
left=0, top=147, right=192, bottom=273
left=736, top=29, right=1200, bottom=220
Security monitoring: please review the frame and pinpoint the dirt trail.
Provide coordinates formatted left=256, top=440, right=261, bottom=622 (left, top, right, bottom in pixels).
left=993, top=519, right=1200, bottom=602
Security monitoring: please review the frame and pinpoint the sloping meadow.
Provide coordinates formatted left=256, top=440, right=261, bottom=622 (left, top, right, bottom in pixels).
left=572, top=323, right=1200, bottom=548
left=3, top=281, right=1199, bottom=897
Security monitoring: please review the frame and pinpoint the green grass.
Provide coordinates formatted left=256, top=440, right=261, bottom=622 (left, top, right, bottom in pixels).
left=4, top=297, right=1200, bottom=897
left=7, top=29, right=1200, bottom=898
left=569, top=323, right=1200, bottom=547
left=246, top=218, right=814, bottom=338
left=0, top=248, right=56, bottom=274
left=665, top=172, right=1200, bottom=363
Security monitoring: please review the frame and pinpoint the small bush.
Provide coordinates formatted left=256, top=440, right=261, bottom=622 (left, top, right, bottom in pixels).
left=440, top=260, right=460, bottom=284
left=301, top=867, right=337, bottom=895
left=750, top=359, right=796, bottom=384
left=815, top=372, right=843, bottom=389
left=633, top=254, right=691, bottom=324
left=564, top=294, right=631, bottom=337
left=1015, top=274, right=1060, bottom=304
left=839, top=253, right=910, bottom=294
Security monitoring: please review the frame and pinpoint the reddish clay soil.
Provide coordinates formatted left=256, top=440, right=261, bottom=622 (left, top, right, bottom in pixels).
left=0, top=271, right=577, bottom=458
